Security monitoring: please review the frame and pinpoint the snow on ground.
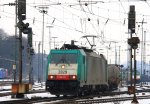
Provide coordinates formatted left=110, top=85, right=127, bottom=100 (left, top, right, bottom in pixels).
left=102, top=99, right=150, bottom=104
left=93, top=92, right=150, bottom=104
left=0, top=82, right=150, bottom=103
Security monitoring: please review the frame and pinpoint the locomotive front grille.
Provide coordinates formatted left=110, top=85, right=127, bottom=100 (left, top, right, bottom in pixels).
left=46, top=80, right=79, bottom=95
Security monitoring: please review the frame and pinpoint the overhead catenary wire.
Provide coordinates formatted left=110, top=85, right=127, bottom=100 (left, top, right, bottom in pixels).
left=28, top=0, right=125, bottom=24
left=79, top=3, right=100, bottom=36
left=1, top=0, right=150, bottom=17
left=1, top=1, right=150, bottom=26
left=0, top=5, right=148, bottom=40
left=0, top=5, right=85, bottom=37
left=28, top=1, right=150, bottom=44
left=1, top=0, right=150, bottom=43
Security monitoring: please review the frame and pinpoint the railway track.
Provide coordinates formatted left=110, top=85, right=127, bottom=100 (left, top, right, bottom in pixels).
left=1, top=93, right=150, bottom=104
left=0, top=88, right=134, bottom=97
left=0, top=96, right=74, bottom=104
left=57, top=95, right=150, bottom=104
left=1, top=90, right=150, bottom=104
left=0, top=89, right=46, bottom=97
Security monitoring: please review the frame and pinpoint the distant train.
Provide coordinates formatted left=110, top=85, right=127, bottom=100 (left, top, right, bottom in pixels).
left=46, top=41, right=120, bottom=97
left=127, top=70, right=141, bottom=84
left=0, top=68, right=8, bottom=79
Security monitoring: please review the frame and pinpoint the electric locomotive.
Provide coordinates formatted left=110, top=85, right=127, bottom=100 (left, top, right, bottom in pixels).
left=46, top=41, right=108, bottom=96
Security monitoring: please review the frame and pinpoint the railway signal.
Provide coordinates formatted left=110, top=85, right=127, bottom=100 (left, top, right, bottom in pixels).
left=128, top=37, right=140, bottom=103
left=18, top=0, right=26, bottom=20
left=27, top=28, right=33, bottom=47
left=128, top=5, right=136, bottom=88
left=128, top=5, right=135, bottom=33
left=128, top=5, right=139, bottom=103
left=12, top=0, right=33, bottom=98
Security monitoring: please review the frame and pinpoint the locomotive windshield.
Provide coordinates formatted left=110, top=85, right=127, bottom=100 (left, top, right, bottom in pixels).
left=50, top=53, right=77, bottom=64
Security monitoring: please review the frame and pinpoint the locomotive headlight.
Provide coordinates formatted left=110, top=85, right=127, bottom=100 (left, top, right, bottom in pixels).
left=72, top=75, right=76, bottom=79
left=50, top=75, right=54, bottom=79
left=48, top=75, right=55, bottom=80
left=70, top=75, right=77, bottom=80
left=61, top=65, right=65, bottom=69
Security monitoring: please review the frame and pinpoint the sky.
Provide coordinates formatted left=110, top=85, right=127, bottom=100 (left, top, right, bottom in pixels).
left=0, top=0, right=150, bottom=67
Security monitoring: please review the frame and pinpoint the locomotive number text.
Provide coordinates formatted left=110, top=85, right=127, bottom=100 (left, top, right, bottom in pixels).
left=58, top=70, right=67, bottom=74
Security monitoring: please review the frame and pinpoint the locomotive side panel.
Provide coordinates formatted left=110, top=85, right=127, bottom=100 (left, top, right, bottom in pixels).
left=86, top=53, right=108, bottom=86
left=101, top=55, right=108, bottom=83
left=77, top=50, right=86, bottom=86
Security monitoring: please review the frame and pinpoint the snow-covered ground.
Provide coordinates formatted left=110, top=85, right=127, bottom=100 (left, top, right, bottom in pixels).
left=102, top=99, right=150, bottom=104
left=0, top=82, right=150, bottom=104
left=94, top=92, right=150, bottom=104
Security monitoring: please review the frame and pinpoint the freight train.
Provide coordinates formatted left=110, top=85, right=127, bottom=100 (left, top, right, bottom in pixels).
left=46, top=41, right=120, bottom=97
left=107, top=64, right=120, bottom=90
left=127, top=70, right=141, bottom=84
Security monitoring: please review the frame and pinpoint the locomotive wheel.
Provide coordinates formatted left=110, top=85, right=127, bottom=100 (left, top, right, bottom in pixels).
left=81, top=91, right=85, bottom=96
left=63, top=95, right=67, bottom=97
left=56, top=95, right=60, bottom=97
left=77, top=89, right=83, bottom=97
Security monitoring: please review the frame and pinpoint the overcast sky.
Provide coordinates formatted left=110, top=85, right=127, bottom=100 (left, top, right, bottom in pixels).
left=0, top=0, right=150, bottom=66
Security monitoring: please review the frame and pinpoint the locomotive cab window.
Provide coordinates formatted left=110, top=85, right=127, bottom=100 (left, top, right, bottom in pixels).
left=50, top=53, right=77, bottom=64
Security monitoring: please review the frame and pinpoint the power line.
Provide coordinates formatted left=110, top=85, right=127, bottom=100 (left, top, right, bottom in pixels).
left=1, top=0, right=150, bottom=43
